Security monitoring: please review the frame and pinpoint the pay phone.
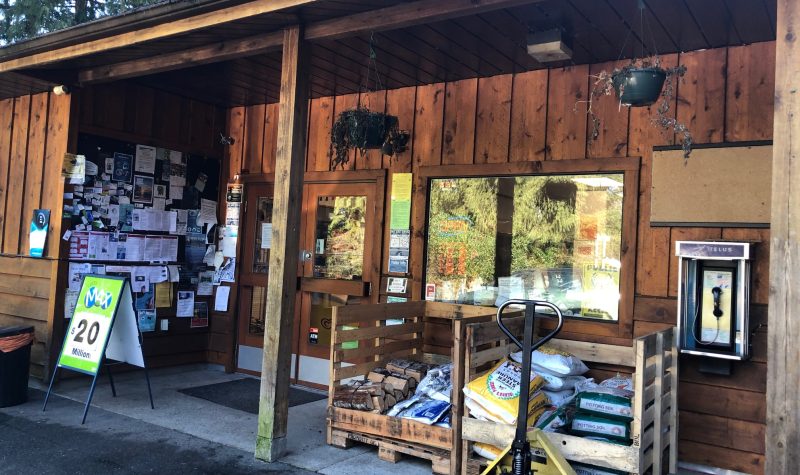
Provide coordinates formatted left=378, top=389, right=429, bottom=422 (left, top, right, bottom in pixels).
left=676, top=241, right=752, bottom=361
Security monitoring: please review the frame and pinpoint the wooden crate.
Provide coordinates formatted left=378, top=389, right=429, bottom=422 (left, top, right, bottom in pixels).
left=327, top=300, right=498, bottom=474
left=461, top=318, right=679, bottom=475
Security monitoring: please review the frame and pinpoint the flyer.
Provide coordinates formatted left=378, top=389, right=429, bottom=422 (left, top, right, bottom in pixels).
left=176, top=290, right=195, bottom=317
left=191, top=302, right=209, bottom=328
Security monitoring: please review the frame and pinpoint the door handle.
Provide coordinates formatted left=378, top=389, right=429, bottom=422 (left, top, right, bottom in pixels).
left=300, top=250, right=312, bottom=262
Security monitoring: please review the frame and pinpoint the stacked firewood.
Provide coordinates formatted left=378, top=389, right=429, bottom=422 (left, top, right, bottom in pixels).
left=332, top=359, right=431, bottom=413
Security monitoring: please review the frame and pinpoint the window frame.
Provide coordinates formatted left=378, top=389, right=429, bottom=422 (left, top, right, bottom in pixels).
left=414, top=157, right=640, bottom=341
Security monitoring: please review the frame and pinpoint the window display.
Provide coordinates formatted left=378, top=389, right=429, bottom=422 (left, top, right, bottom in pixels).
left=425, top=174, right=624, bottom=320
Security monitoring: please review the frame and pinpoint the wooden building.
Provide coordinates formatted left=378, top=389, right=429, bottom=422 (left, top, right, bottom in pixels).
left=0, top=0, right=797, bottom=473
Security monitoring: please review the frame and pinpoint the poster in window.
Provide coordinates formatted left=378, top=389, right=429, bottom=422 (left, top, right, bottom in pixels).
left=133, top=175, right=154, bottom=204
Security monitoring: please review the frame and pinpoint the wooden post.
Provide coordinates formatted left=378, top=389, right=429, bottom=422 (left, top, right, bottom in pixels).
left=767, top=1, right=800, bottom=473
left=255, top=25, right=309, bottom=462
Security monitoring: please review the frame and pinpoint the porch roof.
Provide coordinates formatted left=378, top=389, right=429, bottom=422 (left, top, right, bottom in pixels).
left=0, top=0, right=777, bottom=106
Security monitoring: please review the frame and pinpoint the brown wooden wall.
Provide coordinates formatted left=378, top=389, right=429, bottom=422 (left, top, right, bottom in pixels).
left=230, top=41, right=775, bottom=474
left=0, top=92, right=72, bottom=378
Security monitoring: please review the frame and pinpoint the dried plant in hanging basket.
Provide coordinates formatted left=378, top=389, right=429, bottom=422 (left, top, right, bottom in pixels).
left=329, top=107, right=410, bottom=169
left=582, top=56, right=693, bottom=159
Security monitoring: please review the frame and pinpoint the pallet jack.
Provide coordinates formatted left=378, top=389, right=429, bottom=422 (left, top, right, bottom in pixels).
left=481, top=299, right=576, bottom=475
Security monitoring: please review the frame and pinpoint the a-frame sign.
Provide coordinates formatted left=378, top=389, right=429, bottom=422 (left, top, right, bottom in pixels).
left=43, top=274, right=154, bottom=423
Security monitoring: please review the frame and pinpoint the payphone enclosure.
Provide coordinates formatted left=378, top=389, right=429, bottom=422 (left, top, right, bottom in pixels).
left=676, top=241, right=752, bottom=361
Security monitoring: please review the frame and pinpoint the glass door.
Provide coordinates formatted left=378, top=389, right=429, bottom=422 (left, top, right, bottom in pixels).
left=236, top=183, right=274, bottom=373
left=294, top=181, right=381, bottom=387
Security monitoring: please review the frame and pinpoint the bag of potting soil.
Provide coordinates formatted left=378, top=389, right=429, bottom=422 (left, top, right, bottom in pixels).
left=463, top=358, right=546, bottom=424
left=416, top=363, right=452, bottom=402
left=434, top=412, right=451, bottom=428
left=570, top=413, right=631, bottom=443
left=536, top=369, right=589, bottom=391
left=543, top=388, right=576, bottom=407
left=574, top=387, right=634, bottom=420
left=386, top=394, right=421, bottom=417
left=396, top=396, right=451, bottom=425
left=473, top=442, right=505, bottom=460
left=599, top=374, right=633, bottom=391
left=512, top=344, right=589, bottom=376
left=535, top=405, right=575, bottom=432
left=465, top=390, right=550, bottom=426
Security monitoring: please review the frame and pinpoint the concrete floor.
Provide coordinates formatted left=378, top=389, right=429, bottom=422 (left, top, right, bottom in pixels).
left=37, top=364, right=430, bottom=475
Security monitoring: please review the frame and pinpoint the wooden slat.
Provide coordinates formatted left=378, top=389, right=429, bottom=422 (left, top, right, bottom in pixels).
left=725, top=41, right=775, bottom=142
left=334, top=337, right=417, bottom=362
left=306, top=97, right=334, bottom=172
left=509, top=69, right=547, bottom=163
left=423, top=301, right=498, bottom=319
left=681, top=440, right=764, bottom=475
left=546, top=65, right=589, bottom=160
left=384, top=86, right=416, bottom=172
left=548, top=338, right=635, bottom=367
left=441, top=78, right=477, bottom=165
left=3, top=95, right=30, bottom=255
left=680, top=410, right=766, bottom=454
left=0, top=292, right=49, bottom=320
left=678, top=381, right=765, bottom=423
left=329, top=407, right=452, bottom=450
left=0, top=273, right=50, bottom=299
left=587, top=60, right=629, bottom=158
left=0, top=255, right=52, bottom=278
left=333, top=321, right=424, bottom=344
left=474, top=74, right=512, bottom=164
left=334, top=300, right=425, bottom=325
left=243, top=103, right=266, bottom=174
left=19, top=93, right=48, bottom=255
left=412, top=83, right=445, bottom=168
left=676, top=48, right=727, bottom=144
left=42, top=93, right=70, bottom=259
left=0, top=98, right=14, bottom=249
left=262, top=103, right=279, bottom=174
left=226, top=106, right=245, bottom=177
left=722, top=227, right=771, bottom=305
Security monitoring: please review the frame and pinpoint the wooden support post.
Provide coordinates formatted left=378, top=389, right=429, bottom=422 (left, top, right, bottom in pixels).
left=767, top=1, right=800, bottom=473
left=255, top=25, right=309, bottom=462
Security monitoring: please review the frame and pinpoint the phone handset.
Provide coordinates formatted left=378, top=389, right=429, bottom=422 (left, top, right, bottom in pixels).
left=711, top=286, right=723, bottom=318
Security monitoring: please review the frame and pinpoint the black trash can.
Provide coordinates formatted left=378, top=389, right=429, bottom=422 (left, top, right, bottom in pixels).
left=0, top=326, right=34, bottom=407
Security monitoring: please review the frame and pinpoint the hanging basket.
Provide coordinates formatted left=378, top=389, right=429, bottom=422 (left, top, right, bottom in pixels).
left=612, top=67, right=667, bottom=107
left=330, top=107, right=408, bottom=169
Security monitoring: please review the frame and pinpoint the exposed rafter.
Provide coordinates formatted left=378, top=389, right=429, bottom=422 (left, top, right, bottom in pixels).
left=77, top=0, right=545, bottom=85
left=0, top=0, right=313, bottom=74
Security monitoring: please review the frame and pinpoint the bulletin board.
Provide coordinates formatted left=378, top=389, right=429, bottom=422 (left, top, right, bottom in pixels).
left=651, top=144, right=772, bottom=227
left=62, top=133, right=223, bottom=335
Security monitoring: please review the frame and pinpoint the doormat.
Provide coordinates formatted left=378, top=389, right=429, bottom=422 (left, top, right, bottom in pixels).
left=178, top=378, right=327, bottom=414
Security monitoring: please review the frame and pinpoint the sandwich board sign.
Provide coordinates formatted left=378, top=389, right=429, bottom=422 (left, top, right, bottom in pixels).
left=43, top=275, right=153, bottom=423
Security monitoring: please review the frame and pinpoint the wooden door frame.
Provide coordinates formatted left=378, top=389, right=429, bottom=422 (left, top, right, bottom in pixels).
left=291, top=169, right=386, bottom=385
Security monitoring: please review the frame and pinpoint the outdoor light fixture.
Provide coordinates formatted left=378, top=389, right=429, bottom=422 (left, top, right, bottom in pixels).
left=527, top=29, right=572, bottom=63
left=52, top=85, right=70, bottom=95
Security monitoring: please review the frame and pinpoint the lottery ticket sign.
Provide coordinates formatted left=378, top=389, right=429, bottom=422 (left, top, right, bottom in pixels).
left=57, top=275, right=125, bottom=375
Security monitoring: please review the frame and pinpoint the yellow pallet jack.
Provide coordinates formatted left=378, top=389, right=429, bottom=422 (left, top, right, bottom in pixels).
left=481, top=299, right=576, bottom=475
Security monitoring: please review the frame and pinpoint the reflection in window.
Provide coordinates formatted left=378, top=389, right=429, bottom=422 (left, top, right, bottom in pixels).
left=313, top=196, right=366, bottom=280
left=425, top=174, right=624, bottom=320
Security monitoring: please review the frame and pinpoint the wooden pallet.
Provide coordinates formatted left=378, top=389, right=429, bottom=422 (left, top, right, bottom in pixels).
left=330, top=428, right=451, bottom=474
left=328, top=301, right=500, bottom=474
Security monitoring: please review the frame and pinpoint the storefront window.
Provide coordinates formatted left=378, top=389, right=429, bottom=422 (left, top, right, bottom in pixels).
left=313, top=195, right=367, bottom=280
left=425, top=174, right=624, bottom=320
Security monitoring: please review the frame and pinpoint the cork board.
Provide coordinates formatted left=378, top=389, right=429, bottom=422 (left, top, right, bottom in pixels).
left=651, top=145, right=772, bottom=226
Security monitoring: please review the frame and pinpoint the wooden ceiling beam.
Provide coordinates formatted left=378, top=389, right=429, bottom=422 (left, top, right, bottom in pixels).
left=304, top=0, right=546, bottom=41
left=0, top=0, right=313, bottom=73
left=77, top=0, right=546, bottom=85
left=79, top=31, right=283, bottom=84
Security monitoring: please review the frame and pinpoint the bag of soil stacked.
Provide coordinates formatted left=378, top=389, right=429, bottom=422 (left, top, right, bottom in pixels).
left=570, top=412, right=631, bottom=444
left=511, top=344, right=589, bottom=377
left=465, top=390, right=550, bottom=426
left=463, top=358, right=546, bottom=424
left=573, top=386, right=634, bottom=421
left=572, top=462, right=628, bottom=475
left=473, top=442, right=504, bottom=460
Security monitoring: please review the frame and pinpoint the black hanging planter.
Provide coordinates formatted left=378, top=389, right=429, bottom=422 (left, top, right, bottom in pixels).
left=330, top=107, right=409, bottom=169
left=612, top=67, right=667, bottom=107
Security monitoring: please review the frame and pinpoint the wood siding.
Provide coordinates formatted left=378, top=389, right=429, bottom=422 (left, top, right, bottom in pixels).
left=232, top=42, right=776, bottom=474
left=0, top=92, right=72, bottom=378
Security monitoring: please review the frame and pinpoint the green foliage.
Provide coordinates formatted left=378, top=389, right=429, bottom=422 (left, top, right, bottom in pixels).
left=1, top=0, right=164, bottom=45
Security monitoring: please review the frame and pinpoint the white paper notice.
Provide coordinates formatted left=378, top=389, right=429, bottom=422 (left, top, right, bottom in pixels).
left=148, top=266, right=169, bottom=284
left=162, top=236, right=179, bottom=261
left=64, top=290, right=79, bottom=319
left=214, top=286, right=231, bottom=312
left=68, top=263, right=92, bottom=291
left=134, top=144, right=157, bottom=174
left=260, top=223, right=272, bottom=249
left=200, top=199, right=218, bottom=226
left=131, top=267, right=150, bottom=292
left=169, top=185, right=184, bottom=201
left=176, top=291, right=195, bottom=317
left=168, top=150, right=183, bottom=164
left=125, top=234, right=146, bottom=261
left=174, top=210, right=188, bottom=235
left=152, top=197, right=166, bottom=211
left=144, top=236, right=162, bottom=261
left=197, top=271, right=214, bottom=296
left=167, top=265, right=180, bottom=282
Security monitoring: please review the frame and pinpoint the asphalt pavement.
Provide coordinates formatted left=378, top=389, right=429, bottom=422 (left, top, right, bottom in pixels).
left=0, top=389, right=313, bottom=475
